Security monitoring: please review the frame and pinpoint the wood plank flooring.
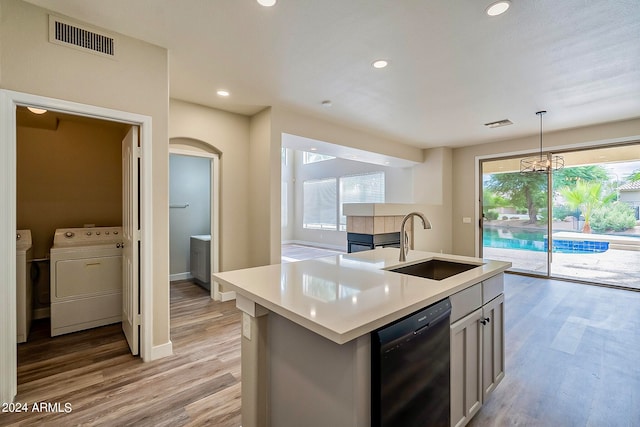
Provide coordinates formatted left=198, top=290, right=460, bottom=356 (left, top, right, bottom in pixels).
left=3, top=274, right=639, bottom=426
left=468, top=275, right=640, bottom=427
left=1, top=281, right=241, bottom=427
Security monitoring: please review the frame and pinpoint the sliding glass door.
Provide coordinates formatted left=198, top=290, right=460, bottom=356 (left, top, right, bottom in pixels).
left=481, top=144, right=640, bottom=290
left=481, top=156, right=550, bottom=275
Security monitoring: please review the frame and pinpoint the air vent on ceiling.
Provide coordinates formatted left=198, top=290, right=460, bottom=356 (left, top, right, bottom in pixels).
left=484, top=119, right=513, bottom=128
left=49, top=15, right=117, bottom=59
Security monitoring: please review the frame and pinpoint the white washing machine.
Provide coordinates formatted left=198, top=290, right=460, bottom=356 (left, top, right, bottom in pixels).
left=50, top=226, right=123, bottom=337
left=16, top=230, right=33, bottom=343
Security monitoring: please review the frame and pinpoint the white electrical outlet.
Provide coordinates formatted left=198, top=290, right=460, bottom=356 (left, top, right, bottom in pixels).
left=462, top=217, right=472, bottom=224
left=242, top=312, right=251, bottom=340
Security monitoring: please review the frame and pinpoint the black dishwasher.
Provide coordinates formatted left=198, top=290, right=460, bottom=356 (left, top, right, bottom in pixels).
left=372, top=298, right=451, bottom=427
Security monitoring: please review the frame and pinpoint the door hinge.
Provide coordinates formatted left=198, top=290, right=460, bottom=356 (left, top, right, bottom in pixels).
left=136, top=314, right=142, bottom=326
left=136, top=147, right=142, bottom=158
left=136, top=230, right=142, bottom=241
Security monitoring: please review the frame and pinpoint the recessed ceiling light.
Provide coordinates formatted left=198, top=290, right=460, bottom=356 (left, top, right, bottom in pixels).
left=27, top=107, right=47, bottom=114
left=257, top=0, right=276, bottom=6
left=372, top=59, right=388, bottom=69
left=486, top=1, right=510, bottom=16
left=216, top=90, right=230, bottom=97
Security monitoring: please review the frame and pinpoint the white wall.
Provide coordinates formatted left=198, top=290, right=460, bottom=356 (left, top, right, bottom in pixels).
left=281, top=147, right=295, bottom=242
left=289, top=151, right=414, bottom=250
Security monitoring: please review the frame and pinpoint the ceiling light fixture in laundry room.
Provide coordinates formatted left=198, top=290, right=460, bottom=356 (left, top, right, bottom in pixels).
left=486, top=1, right=511, bottom=16
left=372, top=59, right=388, bottom=69
left=216, top=90, right=230, bottom=97
left=27, top=107, right=47, bottom=114
left=257, top=0, right=277, bottom=6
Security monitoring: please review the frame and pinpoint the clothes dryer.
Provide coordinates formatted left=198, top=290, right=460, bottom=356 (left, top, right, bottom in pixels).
left=50, top=226, right=123, bottom=337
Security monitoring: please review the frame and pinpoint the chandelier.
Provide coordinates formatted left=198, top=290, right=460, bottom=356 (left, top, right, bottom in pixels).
left=520, top=110, right=564, bottom=173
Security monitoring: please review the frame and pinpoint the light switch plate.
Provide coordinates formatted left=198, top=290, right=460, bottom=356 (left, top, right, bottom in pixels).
left=463, top=217, right=472, bottom=223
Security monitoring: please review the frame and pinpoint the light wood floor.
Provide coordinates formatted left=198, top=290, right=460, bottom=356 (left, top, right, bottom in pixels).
left=2, top=281, right=241, bottom=427
left=3, top=275, right=639, bottom=426
left=469, top=275, right=640, bottom=427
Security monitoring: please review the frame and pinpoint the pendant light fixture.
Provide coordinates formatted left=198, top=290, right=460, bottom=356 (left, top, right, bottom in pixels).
left=520, top=110, right=564, bottom=173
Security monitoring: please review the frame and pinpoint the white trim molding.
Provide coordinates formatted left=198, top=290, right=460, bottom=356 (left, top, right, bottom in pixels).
left=0, top=89, right=157, bottom=403
left=169, top=145, right=221, bottom=303
left=150, top=341, right=174, bottom=361
left=0, top=90, right=18, bottom=404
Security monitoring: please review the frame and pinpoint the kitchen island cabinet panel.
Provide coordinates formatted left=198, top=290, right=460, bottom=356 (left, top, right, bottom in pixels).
left=482, top=293, right=505, bottom=400
left=450, top=308, right=483, bottom=427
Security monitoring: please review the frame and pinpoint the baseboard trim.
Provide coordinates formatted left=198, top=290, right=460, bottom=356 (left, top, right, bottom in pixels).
left=220, top=290, right=236, bottom=302
left=286, top=240, right=345, bottom=252
left=148, top=340, right=173, bottom=361
left=212, top=281, right=236, bottom=302
left=170, top=272, right=193, bottom=282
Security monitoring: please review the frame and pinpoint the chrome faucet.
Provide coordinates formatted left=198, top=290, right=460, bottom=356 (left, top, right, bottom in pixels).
left=399, top=212, right=431, bottom=262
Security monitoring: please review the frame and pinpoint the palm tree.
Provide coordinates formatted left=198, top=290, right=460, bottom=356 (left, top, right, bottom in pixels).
left=559, top=181, right=602, bottom=233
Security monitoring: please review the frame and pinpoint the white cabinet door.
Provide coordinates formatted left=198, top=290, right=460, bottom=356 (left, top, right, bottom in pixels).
left=450, top=308, right=483, bottom=427
left=482, top=293, right=505, bottom=401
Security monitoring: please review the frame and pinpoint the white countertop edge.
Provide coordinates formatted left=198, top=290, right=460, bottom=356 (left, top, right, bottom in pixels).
left=214, top=249, right=511, bottom=345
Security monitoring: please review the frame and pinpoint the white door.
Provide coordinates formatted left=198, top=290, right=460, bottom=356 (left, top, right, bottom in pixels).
left=122, top=126, right=139, bottom=355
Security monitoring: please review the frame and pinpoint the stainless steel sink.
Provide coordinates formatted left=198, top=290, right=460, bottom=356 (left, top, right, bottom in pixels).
left=389, top=259, right=482, bottom=281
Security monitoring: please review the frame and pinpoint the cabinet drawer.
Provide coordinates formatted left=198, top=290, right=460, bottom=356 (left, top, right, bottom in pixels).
left=450, top=283, right=482, bottom=323
left=482, top=273, right=504, bottom=304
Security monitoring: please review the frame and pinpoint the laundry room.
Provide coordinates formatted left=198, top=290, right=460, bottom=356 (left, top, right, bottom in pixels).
left=15, top=106, right=131, bottom=338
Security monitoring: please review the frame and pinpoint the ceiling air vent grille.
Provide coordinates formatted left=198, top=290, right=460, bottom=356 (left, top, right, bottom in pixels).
left=49, top=15, right=116, bottom=58
left=484, top=119, right=513, bottom=128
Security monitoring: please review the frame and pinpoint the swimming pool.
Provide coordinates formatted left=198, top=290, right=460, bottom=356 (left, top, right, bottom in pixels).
left=483, top=228, right=609, bottom=254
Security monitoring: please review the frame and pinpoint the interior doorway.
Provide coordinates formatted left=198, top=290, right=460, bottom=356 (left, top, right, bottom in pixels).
left=0, top=89, right=154, bottom=404
left=169, top=142, right=220, bottom=300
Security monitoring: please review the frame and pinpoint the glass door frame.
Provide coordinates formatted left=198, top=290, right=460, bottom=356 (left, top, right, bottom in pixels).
left=479, top=153, right=554, bottom=277
left=479, top=141, right=640, bottom=289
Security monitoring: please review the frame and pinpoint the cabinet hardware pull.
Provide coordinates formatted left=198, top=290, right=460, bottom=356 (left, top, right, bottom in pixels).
left=480, top=317, right=491, bottom=325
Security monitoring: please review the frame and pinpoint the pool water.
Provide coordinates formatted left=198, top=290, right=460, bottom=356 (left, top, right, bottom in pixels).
left=483, top=228, right=608, bottom=254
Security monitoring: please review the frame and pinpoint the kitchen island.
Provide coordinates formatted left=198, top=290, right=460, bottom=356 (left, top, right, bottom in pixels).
left=213, top=248, right=511, bottom=427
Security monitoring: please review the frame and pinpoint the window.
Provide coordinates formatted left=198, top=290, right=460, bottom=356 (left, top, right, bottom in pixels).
left=303, top=178, right=337, bottom=230
left=281, top=182, right=288, bottom=228
left=339, top=172, right=385, bottom=230
left=303, top=151, right=335, bottom=164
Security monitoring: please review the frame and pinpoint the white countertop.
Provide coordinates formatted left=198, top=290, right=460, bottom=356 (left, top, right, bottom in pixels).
left=213, top=248, right=511, bottom=344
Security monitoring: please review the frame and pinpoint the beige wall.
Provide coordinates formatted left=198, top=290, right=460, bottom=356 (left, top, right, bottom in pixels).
left=452, top=117, right=640, bottom=257
left=1, top=0, right=170, bottom=348
left=249, top=108, right=276, bottom=265
left=412, top=147, right=454, bottom=253
left=169, top=99, right=252, bottom=272
left=17, top=117, right=127, bottom=258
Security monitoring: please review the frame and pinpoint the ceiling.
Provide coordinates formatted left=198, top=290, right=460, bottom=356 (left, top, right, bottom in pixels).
left=23, top=0, right=640, bottom=149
